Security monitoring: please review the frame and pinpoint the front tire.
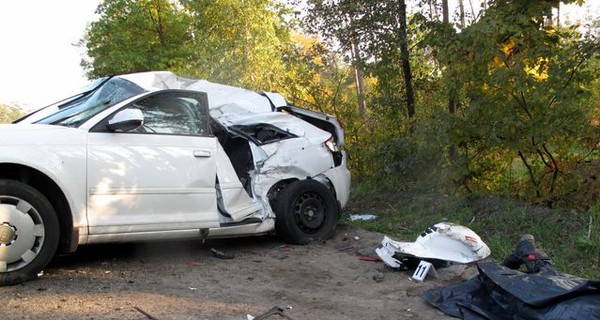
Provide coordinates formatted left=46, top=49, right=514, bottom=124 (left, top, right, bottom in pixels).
left=0, top=179, right=59, bottom=286
left=274, top=179, right=339, bottom=244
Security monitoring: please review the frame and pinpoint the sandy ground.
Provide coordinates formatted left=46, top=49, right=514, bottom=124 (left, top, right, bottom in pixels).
left=0, top=223, right=479, bottom=320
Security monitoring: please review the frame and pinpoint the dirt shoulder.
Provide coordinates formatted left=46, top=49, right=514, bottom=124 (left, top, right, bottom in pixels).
left=0, top=224, right=478, bottom=319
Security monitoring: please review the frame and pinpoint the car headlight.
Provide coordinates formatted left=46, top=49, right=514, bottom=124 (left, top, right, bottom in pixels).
left=325, top=137, right=339, bottom=152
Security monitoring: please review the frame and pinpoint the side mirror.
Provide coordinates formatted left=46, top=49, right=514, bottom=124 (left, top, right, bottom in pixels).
left=107, top=108, right=144, bottom=132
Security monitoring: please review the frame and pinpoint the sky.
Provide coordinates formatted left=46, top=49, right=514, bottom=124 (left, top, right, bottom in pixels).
left=0, top=0, right=597, bottom=110
left=0, top=0, right=100, bottom=110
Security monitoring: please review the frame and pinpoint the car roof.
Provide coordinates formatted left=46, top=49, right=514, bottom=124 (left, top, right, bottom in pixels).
left=117, top=71, right=287, bottom=114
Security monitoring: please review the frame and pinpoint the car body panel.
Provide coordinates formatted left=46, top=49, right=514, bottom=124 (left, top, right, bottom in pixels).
left=321, top=151, right=351, bottom=208
left=86, top=132, right=221, bottom=235
left=214, top=142, right=263, bottom=221
left=0, top=124, right=88, bottom=229
left=217, top=111, right=331, bottom=146
left=252, top=140, right=334, bottom=199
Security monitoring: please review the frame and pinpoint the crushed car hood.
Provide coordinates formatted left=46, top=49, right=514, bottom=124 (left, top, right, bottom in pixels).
left=214, top=111, right=331, bottom=146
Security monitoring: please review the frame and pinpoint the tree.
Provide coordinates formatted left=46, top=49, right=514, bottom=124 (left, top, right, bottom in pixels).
left=424, top=0, right=599, bottom=201
left=398, top=0, right=415, bottom=119
left=277, top=33, right=352, bottom=113
left=179, top=0, right=291, bottom=90
left=305, top=0, right=417, bottom=119
left=83, top=0, right=194, bottom=78
left=82, top=0, right=292, bottom=91
left=0, top=103, right=25, bottom=123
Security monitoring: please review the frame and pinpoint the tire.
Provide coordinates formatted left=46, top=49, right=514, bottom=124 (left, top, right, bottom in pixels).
left=274, top=179, right=339, bottom=244
left=0, top=179, right=60, bottom=286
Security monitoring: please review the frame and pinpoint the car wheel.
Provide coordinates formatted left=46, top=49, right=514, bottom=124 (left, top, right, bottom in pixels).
left=274, top=179, right=339, bottom=244
left=0, top=179, right=59, bottom=286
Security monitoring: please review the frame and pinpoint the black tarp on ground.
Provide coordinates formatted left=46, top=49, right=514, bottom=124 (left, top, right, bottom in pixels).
left=422, top=262, right=600, bottom=320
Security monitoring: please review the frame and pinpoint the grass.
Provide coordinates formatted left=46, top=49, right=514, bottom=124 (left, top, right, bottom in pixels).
left=343, top=182, right=600, bottom=279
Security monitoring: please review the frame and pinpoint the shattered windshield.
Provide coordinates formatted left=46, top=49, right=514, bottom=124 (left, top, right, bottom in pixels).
left=34, top=77, right=146, bottom=127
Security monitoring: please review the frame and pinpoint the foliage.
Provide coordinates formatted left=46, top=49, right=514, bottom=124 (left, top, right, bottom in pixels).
left=305, top=0, right=419, bottom=117
left=179, top=0, right=291, bottom=90
left=0, top=104, right=25, bottom=123
left=272, top=32, right=377, bottom=178
left=83, top=0, right=194, bottom=78
left=303, top=0, right=448, bottom=186
left=418, top=0, right=600, bottom=205
left=83, top=0, right=293, bottom=91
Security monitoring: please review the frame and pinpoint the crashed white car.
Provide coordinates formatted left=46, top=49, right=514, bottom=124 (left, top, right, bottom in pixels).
left=0, top=71, right=350, bottom=285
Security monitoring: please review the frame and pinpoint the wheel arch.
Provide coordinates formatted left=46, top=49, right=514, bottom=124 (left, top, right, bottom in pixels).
left=0, top=163, right=76, bottom=253
left=266, top=178, right=298, bottom=211
left=266, top=176, right=338, bottom=213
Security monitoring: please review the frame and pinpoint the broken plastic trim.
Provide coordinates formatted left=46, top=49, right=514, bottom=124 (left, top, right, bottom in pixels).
left=376, top=236, right=405, bottom=269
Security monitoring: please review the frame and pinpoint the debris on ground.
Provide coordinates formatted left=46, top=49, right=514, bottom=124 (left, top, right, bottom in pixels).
left=358, top=256, right=381, bottom=262
left=210, top=248, right=235, bottom=259
left=372, top=272, right=384, bottom=283
left=134, top=306, right=159, bottom=320
left=348, top=214, right=378, bottom=221
left=247, top=306, right=297, bottom=320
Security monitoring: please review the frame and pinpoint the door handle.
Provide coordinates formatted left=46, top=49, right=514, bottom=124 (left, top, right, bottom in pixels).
left=193, top=150, right=212, bottom=158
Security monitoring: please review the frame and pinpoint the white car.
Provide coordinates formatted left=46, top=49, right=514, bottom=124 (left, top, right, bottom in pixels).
left=0, top=71, right=350, bottom=285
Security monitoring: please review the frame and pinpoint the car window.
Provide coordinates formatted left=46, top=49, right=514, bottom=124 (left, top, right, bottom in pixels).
left=132, top=91, right=209, bottom=136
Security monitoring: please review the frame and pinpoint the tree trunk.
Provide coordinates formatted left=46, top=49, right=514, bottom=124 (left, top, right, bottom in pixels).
left=399, top=0, right=415, bottom=118
left=351, top=41, right=367, bottom=118
left=428, top=0, right=439, bottom=21
left=556, top=2, right=560, bottom=27
left=442, top=0, right=449, bottom=24
left=442, top=0, right=457, bottom=115
left=458, top=0, right=465, bottom=29
left=428, top=0, right=435, bottom=20
left=468, top=0, right=476, bottom=20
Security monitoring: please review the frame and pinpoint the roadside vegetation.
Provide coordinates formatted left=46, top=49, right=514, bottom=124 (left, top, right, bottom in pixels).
left=2, top=0, right=598, bottom=277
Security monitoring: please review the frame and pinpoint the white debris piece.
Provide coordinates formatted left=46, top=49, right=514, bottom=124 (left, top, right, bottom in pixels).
left=348, top=214, right=378, bottom=221
left=375, top=222, right=491, bottom=269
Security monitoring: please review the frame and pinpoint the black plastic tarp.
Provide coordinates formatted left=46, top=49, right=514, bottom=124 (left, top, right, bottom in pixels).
left=422, top=262, right=600, bottom=320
